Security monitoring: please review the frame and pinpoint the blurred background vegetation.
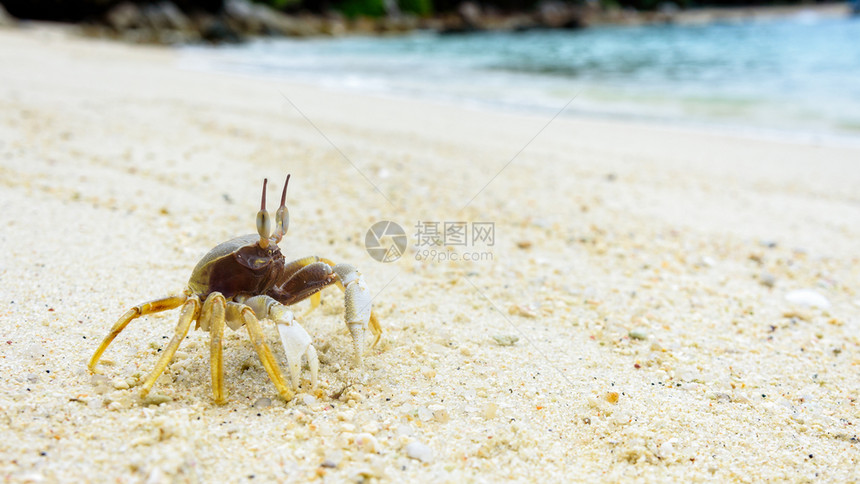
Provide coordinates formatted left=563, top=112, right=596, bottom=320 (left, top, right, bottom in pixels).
left=275, top=0, right=824, bottom=16
left=0, top=0, right=834, bottom=21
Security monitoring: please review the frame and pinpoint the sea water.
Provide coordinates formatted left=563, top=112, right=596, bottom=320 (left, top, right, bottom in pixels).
left=182, top=12, right=860, bottom=141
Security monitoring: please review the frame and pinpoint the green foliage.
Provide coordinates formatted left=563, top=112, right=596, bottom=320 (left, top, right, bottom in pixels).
left=398, top=0, right=433, bottom=16
left=599, top=0, right=621, bottom=9
left=337, top=0, right=387, bottom=18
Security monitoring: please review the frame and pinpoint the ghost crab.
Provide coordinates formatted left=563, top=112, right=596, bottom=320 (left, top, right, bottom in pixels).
left=88, top=174, right=381, bottom=403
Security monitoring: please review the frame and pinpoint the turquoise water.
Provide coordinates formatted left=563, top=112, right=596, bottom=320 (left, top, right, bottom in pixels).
left=184, top=13, right=860, bottom=139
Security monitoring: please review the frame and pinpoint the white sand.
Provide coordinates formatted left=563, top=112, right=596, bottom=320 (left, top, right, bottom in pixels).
left=1, top=25, right=858, bottom=482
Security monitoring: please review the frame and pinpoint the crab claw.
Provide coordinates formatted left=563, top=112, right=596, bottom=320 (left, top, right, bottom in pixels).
left=243, top=296, right=319, bottom=390
left=276, top=320, right=319, bottom=390
left=333, top=264, right=372, bottom=366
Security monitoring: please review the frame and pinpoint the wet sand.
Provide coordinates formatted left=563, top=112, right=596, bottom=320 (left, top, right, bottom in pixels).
left=1, top=25, right=858, bottom=482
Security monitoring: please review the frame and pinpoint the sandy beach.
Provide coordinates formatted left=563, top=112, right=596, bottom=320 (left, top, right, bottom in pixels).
left=1, top=25, right=859, bottom=482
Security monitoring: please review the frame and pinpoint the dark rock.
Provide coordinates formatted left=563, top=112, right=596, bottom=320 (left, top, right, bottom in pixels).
left=378, top=13, right=418, bottom=33
left=457, top=1, right=482, bottom=29
left=142, top=3, right=173, bottom=30
left=536, top=0, right=585, bottom=29
left=290, top=14, right=324, bottom=37
left=157, top=1, right=193, bottom=32
left=104, top=1, right=199, bottom=45
left=254, top=5, right=313, bottom=36
left=0, top=3, right=15, bottom=26
left=224, top=0, right=263, bottom=34
left=439, top=7, right=477, bottom=34
left=657, top=1, right=680, bottom=14
left=224, top=0, right=314, bottom=37
left=105, top=2, right=145, bottom=31
left=416, top=16, right=445, bottom=31
left=349, top=15, right=377, bottom=35
left=653, top=2, right=680, bottom=24
left=382, top=0, right=400, bottom=17
left=192, top=11, right=242, bottom=43
left=321, top=15, right=347, bottom=36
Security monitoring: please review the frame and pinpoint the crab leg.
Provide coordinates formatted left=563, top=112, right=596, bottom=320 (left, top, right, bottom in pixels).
left=270, top=257, right=382, bottom=367
left=271, top=261, right=337, bottom=306
left=88, top=294, right=188, bottom=373
left=140, top=296, right=200, bottom=398
left=244, top=295, right=318, bottom=391
left=228, top=302, right=294, bottom=401
left=321, top=259, right=382, bottom=349
left=200, top=292, right=227, bottom=404
left=331, top=264, right=379, bottom=365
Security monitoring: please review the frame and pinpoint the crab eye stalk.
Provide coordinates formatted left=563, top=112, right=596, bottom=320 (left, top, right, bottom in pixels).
left=256, top=178, right=272, bottom=248
left=274, top=174, right=291, bottom=242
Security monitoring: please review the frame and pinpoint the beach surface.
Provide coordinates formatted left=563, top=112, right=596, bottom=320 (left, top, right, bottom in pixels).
left=1, top=25, right=858, bottom=482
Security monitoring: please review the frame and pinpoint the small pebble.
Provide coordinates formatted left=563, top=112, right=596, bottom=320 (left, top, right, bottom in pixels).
left=606, top=392, right=619, bottom=404
left=400, top=403, right=415, bottom=416
left=629, top=328, right=649, bottom=340
left=252, top=397, right=272, bottom=409
left=759, top=272, right=776, bottom=288
left=658, top=439, right=675, bottom=457
left=143, top=393, right=172, bottom=405
left=361, top=421, right=380, bottom=434
left=90, top=374, right=109, bottom=385
left=396, top=424, right=414, bottom=437
left=508, top=304, right=537, bottom=318
left=785, top=289, right=831, bottom=309
left=405, top=441, right=433, bottom=463
left=417, top=406, right=433, bottom=422
left=24, top=343, right=45, bottom=359
left=355, top=465, right=383, bottom=479
left=337, top=410, right=355, bottom=421
left=111, top=377, right=129, bottom=390
left=492, top=335, right=519, bottom=346
left=782, top=309, right=812, bottom=322
left=354, top=433, right=378, bottom=452
left=322, top=450, right=342, bottom=468
left=482, top=403, right=498, bottom=419
left=430, top=405, right=450, bottom=423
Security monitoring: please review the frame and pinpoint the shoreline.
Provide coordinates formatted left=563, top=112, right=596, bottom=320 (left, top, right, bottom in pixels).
left=176, top=18, right=860, bottom=149
left=1, top=25, right=859, bottom=482
left=181, top=53, right=860, bottom=150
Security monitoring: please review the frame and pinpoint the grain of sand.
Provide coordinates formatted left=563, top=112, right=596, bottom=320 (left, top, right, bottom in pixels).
left=1, top=26, right=859, bottom=483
